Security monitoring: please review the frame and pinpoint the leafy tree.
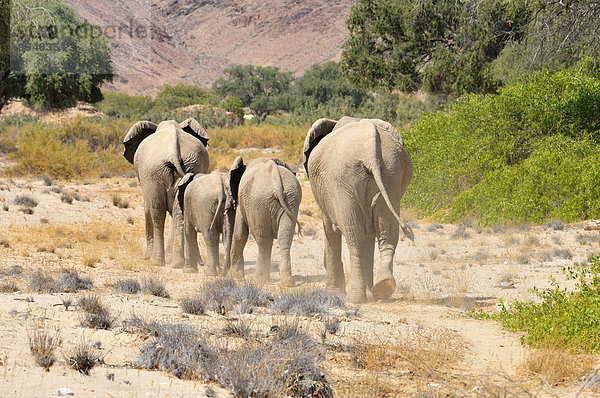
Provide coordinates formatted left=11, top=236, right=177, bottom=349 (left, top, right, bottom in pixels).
left=221, top=95, right=244, bottom=120
left=295, top=61, right=371, bottom=109
left=340, top=0, right=529, bottom=94
left=152, top=83, right=216, bottom=113
left=212, top=65, right=293, bottom=115
left=0, top=0, right=112, bottom=111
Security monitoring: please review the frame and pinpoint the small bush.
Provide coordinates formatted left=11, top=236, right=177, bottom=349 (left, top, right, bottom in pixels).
left=66, top=338, right=104, bottom=375
left=13, top=195, right=37, bottom=207
left=78, top=293, right=115, bottom=330
left=197, top=279, right=272, bottom=315
left=545, top=219, right=566, bottom=231
left=28, top=328, right=61, bottom=371
left=180, top=298, right=205, bottom=315
left=553, top=248, right=573, bottom=260
left=270, top=290, right=346, bottom=316
left=142, top=277, right=170, bottom=298
left=0, top=280, right=19, bottom=293
left=113, top=278, right=141, bottom=294
left=40, top=175, right=53, bottom=186
left=111, top=195, right=129, bottom=209
left=426, top=223, right=444, bottom=232
left=59, top=269, right=92, bottom=292
left=450, top=228, right=470, bottom=240
left=137, top=323, right=219, bottom=380
left=28, top=272, right=59, bottom=293
left=60, top=193, right=73, bottom=204
left=222, top=320, right=251, bottom=338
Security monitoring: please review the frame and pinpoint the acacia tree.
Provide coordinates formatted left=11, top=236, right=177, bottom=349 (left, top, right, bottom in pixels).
left=0, top=0, right=112, bottom=111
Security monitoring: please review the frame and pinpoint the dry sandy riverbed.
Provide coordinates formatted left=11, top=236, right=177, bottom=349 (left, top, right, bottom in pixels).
left=0, top=174, right=599, bottom=397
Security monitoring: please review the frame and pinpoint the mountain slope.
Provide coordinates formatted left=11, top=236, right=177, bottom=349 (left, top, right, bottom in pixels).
left=65, top=0, right=354, bottom=95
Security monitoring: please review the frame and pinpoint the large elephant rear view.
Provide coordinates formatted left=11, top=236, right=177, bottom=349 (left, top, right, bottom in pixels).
left=303, top=116, right=413, bottom=303
left=123, top=118, right=209, bottom=267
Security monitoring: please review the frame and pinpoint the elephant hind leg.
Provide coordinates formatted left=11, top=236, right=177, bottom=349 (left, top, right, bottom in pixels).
left=323, top=218, right=345, bottom=294
left=183, top=221, right=200, bottom=274
left=203, top=230, right=220, bottom=276
left=372, top=210, right=400, bottom=300
left=149, top=206, right=166, bottom=267
left=229, top=207, right=248, bottom=281
left=277, top=217, right=295, bottom=287
left=345, top=234, right=375, bottom=304
left=144, top=204, right=153, bottom=260
left=255, top=236, right=273, bottom=284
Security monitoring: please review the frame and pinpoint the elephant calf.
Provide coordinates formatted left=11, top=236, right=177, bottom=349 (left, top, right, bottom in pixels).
left=227, top=157, right=302, bottom=285
left=177, top=172, right=235, bottom=275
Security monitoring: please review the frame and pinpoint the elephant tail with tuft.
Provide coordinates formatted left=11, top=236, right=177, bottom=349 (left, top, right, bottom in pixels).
left=268, top=160, right=302, bottom=236
left=209, top=180, right=227, bottom=234
left=367, top=128, right=414, bottom=241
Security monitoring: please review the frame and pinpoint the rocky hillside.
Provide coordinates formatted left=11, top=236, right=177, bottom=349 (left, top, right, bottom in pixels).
left=65, top=0, right=354, bottom=95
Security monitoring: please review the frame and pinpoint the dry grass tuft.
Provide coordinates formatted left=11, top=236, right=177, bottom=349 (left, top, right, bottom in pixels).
left=111, top=194, right=129, bottom=209
left=520, top=349, right=595, bottom=385
left=28, top=327, right=61, bottom=371
left=66, top=337, right=105, bottom=375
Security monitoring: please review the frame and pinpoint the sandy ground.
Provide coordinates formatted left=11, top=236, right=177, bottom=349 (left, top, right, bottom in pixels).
left=1, top=173, right=599, bottom=397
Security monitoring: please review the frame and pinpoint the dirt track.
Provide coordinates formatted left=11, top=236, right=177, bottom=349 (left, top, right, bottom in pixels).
left=1, top=174, right=599, bottom=397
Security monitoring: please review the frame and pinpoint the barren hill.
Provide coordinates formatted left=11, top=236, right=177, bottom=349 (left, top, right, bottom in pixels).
left=65, top=0, right=355, bottom=95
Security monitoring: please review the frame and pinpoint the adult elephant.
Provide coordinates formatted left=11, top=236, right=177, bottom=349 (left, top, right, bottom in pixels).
left=303, top=116, right=413, bottom=304
left=123, top=118, right=209, bottom=267
left=227, top=157, right=302, bottom=285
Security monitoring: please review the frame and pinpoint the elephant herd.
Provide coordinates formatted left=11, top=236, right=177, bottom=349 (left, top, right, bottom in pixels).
left=122, top=116, right=413, bottom=304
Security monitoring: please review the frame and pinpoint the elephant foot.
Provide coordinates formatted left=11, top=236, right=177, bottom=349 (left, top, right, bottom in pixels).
left=171, top=258, right=185, bottom=269
left=255, top=273, right=272, bottom=284
left=205, top=267, right=218, bottom=277
left=230, top=269, right=245, bottom=282
left=183, top=265, right=198, bottom=274
left=324, top=284, right=345, bottom=296
left=345, top=289, right=368, bottom=304
left=372, top=278, right=396, bottom=301
left=150, top=258, right=166, bottom=267
left=279, top=275, right=294, bottom=287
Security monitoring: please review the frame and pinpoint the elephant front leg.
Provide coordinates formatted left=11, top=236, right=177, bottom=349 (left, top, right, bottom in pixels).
left=255, top=237, right=273, bottom=284
left=323, top=219, right=345, bottom=294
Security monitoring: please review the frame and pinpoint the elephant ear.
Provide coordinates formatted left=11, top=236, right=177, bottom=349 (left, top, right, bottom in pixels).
left=269, top=158, right=295, bottom=175
left=123, top=121, right=158, bottom=164
left=302, top=118, right=338, bottom=177
left=179, top=118, right=209, bottom=147
left=228, top=156, right=246, bottom=206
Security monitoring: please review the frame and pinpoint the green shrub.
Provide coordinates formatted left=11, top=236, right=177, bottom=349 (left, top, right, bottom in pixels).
left=495, top=255, right=600, bottom=352
left=403, top=68, right=600, bottom=224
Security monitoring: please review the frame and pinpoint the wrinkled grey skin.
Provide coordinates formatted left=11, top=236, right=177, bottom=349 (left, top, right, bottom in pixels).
left=123, top=118, right=209, bottom=267
left=228, top=157, right=302, bottom=285
left=303, top=116, right=413, bottom=304
left=177, top=171, right=235, bottom=275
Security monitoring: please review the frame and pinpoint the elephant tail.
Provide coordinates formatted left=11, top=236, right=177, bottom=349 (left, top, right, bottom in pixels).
left=168, top=127, right=187, bottom=177
left=209, top=179, right=227, bottom=234
left=268, top=160, right=302, bottom=236
left=368, top=130, right=414, bottom=242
